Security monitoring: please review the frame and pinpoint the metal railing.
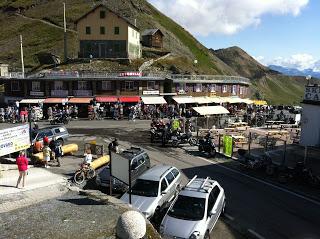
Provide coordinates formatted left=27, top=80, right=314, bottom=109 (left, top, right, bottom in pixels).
left=170, top=75, right=251, bottom=85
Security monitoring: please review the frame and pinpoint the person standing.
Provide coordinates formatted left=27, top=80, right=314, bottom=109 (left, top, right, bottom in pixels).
left=42, top=143, right=51, bottom=168
left=33, top=138, right=43, bottom=154
left=54, top=139, right=63, bottom=167
left=16, top=151, right=28, bottom=189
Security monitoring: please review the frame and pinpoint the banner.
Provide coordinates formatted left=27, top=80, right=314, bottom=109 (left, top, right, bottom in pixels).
left=0, top=124, right=31, bottom=157
left=223, top=135, right=233, bottom=157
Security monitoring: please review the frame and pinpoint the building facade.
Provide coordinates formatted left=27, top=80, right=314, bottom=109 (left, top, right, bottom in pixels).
left=75, top=5, right=141, bottom=59
left=300, top=84, right=320, bottom=147
left=142, top=29, right=164, bottom=48
left=170, top=75, right=251, bottom=98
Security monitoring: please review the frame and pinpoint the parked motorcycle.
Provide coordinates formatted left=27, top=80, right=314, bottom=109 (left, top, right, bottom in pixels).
left=198, top=136, right=216, bottom=157
left=171, top=131, right=197, bottom=147
left=50, top=114, right=69, bottom=125
left=150, top=126, right=164, bottom=143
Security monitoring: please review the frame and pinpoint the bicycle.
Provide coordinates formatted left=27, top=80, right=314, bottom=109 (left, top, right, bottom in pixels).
left=73, top=163, right=96, bottom=185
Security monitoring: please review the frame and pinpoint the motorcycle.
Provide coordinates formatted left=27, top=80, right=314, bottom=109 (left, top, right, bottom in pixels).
left=198, top=137, right=216, bottom=157
left=150, top=126, right=164, bottom=143
left=171, top=131, right=197, bottom=147
left=50, top=114, right=69, bottom=125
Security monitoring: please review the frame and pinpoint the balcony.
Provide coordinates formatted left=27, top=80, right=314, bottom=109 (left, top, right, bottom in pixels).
left=73, top=90, right=93, bottom=97
left=51, top=90, right=69, bottom=97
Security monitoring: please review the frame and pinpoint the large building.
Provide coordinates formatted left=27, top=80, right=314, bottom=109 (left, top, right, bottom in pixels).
left=142, top=29, right=164, bottom=48
left=75, top=4, right=141, bottom=59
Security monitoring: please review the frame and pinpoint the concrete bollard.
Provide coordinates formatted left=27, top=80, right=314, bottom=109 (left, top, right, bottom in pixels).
left=116, top=210, right=146, bottom=239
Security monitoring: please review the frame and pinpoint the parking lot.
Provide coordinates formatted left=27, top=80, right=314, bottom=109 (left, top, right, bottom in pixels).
left=1, top=120, right=320, bottom=239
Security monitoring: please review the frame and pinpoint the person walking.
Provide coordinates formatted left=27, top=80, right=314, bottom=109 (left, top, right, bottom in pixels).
left=54, top=139, right=63, bottom=167
left=15, top=151, right=28, bottom=189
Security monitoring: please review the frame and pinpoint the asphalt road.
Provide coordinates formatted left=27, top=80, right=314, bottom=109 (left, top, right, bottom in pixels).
left=2, top=120, right=320, bottom=239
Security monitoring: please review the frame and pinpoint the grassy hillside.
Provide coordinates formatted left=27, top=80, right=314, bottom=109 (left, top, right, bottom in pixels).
left=213, top=47, right=307, bottom=105
left=0, top=0, right=236, bottom=75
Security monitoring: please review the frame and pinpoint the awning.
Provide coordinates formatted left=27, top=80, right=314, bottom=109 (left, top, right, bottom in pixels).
left=221, top=97, right=251, bottom=104
left=95, top=96, right=118, bottom=103
left=172, top=96, right=196, bottom=104
left=68, top=97, right=93, bottom=104
left=193, top=106, right=230, bottom=116
left=193, top=97, right=213, bottom=104
left=118, top=96, right=140, bottom=103
left=141, top=96, right=167, bottom=105
left=253, top=100, right=268, bottom=105
left=19, top=99, right=45, bottom=104
left=44, top=98, right=68, bottom=104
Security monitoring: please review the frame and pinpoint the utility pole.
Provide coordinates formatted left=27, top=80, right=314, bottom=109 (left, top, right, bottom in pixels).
left=63, top=2, right=68, bottom=62
left=20, top=35, right=25, bottom=78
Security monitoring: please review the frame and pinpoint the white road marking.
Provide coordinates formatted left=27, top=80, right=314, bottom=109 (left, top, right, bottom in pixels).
left=248, top=229, right=266, bottom=239
left=224, top=213, right=234, bottom=221
left=198, top=157, right=320, bottom=207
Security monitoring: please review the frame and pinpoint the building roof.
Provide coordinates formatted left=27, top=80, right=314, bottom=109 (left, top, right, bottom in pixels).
left=139, top=164, right=172, bottom=181
left=142, top=28, right=163, bottom=36
left=74, top=4, right=139, bottom=31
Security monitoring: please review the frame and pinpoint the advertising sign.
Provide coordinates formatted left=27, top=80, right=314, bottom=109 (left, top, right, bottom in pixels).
left=0, top=124, right=31, bottom=157
left=223, top=135, right=233, bottom=157
left=304, top=86, right=320, bottom=102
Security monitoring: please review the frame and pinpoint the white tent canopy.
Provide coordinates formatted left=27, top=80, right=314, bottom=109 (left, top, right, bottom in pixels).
left=172, top=96, right=196, bottom=104
left=221, top=97, right=253, bottom=104
left=19, top=99, right=45, bottom=104
left=193, top=106, right=230, bottom=116
left=141, top=96, right=167, bottom=105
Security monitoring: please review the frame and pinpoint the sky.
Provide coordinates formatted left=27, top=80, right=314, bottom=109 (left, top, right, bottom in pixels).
left=148, top=0, right=320, bottom=71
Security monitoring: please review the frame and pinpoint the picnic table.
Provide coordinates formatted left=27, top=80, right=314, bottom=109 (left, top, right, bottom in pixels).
left=265, top=121, right=285, bottom=129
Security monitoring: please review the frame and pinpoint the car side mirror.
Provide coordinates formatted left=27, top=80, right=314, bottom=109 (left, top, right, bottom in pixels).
left=209, top=211, right=216, bottom=217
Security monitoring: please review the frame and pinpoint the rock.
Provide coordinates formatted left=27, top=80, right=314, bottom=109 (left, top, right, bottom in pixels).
left=116, top=210, right=146, bottom=239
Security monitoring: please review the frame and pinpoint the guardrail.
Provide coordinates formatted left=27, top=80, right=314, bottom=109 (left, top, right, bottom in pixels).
left=22, top=71, right=251, bottom=84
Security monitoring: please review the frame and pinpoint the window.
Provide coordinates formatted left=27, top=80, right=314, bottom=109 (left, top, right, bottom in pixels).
left=232, top=85, right=237, bottom=95
left=11, top=81, right=20, bottom=91
left=54, top=81, right=63, bottom=90
left=100, top=26, right=105, bottom=35
left=78, top=81, right=87, bottom=90
left=207, top=191, right=215, bottom=217
left=85, top=26, right=91, bottom=35
left=212, top=186, right=221, bottom=199
left=125, top=81, right=135, bottom=91
left=165, top=172, right=175, bottom=185
left=147, top=81, right=155, bottom=90
left=132, top=29, right=135, bottom=37
left=240, top=86, right=244, bottom=95
left=210, top=84, right=216, bottom=93
left=100, top=10, right=106, bottom=19
left=222, top=85, right=227, bottom=93
left=161, top=179, right=168, bottom=192
left=114, top=27, right=120, bottom=35
left=195, top=84, right=202, bottom=92
left=32, top=81, right=41, bottom=91
left=102, top=81, right=112, bottom=91
left=171, top=168, right=180, bottom=178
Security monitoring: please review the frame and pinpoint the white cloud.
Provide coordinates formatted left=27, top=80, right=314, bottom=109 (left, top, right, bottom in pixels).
left=271, top=54, right=317, bottom=71
left=253, top=56, right=267, bottom=66
left=148, top=0, right=309, bottom=36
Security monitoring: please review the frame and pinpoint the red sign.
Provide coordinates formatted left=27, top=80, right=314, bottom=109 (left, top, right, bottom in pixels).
left=119, top=72, right=142, bottom=77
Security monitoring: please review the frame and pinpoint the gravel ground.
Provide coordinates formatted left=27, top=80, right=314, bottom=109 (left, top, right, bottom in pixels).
left=0, top=191, right=121, bottom=239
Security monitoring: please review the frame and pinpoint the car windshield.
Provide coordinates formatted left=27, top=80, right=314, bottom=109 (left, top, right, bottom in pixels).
left=168, top=195, right=205, bottom=221
left=131, top=179, right=159, bottom=197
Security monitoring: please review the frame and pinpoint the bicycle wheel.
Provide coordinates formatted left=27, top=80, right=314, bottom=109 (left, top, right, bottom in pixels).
left=74, top=171, right=85, bottom=185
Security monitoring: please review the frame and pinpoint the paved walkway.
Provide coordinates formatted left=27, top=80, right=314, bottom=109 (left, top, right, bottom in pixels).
left=0, top=167, right=67, bottom=213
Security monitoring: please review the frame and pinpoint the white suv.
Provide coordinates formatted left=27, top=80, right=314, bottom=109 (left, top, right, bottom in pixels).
left=120, top=164, right=182, bottom=219
left=160, top=176, right=226, bottom=239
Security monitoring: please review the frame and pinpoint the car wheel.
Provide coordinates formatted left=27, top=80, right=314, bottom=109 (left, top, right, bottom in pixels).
left=204, top=230, right=210, bottom=239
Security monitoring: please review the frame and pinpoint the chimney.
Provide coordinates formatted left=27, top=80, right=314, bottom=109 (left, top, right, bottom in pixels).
left=134, top=19, right=137, bottom=27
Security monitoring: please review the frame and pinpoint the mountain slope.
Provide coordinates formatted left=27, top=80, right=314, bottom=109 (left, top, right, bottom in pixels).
left=212, top=47, right=307, bottom=105
left=0, top=0, right=236, bottom=75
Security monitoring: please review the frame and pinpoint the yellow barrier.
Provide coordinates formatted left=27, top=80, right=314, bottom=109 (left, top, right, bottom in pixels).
left=90, top=155, right=110, bottom=170
left=33, top=144, right=79, bottom=161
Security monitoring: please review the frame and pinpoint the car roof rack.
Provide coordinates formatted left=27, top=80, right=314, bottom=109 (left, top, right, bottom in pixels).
left=183, top=176, right=214, bottom=193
